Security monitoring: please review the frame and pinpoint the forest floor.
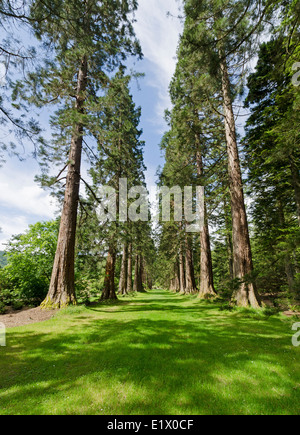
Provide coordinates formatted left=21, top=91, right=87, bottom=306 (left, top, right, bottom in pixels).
left=0, top=307, right=57, bottom=328
left=0, top=289, right=299, bottom=415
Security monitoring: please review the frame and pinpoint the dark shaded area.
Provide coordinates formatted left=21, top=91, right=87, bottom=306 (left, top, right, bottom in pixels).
left=0, top=291, right=299, bottom=415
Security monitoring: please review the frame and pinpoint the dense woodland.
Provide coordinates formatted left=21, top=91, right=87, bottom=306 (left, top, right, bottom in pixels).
left=0, top=0, right=299, bottom=314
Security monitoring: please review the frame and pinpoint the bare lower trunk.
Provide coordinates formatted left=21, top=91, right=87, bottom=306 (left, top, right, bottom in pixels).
left=119, top=243, right=128, bottom=296
left=41, top=57, right=88, bottom=309
left=139, top=256, right=145, bottom=292
left=224, top=196, right=234, bottom=281
left=141, top=257, right=147, bottom=288
left=170, top=261, right=180, bottom=292
left=101, top=244, right=118, bottom=300
left=179, top=246, right=186, bottom=294
left=185, top=235, right=197, bottom=294
left=196, top=147, right=217, bottom=299
left=133, top=254, right=144, bottom=292
left=175, top=260, right=180, bottom=292
left=199, top=207, right=217, bottom=298
left=220, top=55, right=261, bottom=308
left=133, top=254, right=138, bottom=292
left=127, top=243, right=133, bottom=292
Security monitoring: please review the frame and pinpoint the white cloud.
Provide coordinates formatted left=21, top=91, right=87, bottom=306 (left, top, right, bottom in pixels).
left=0, top=160, right=58, bottom=248
left=0, top=166, right=57, bottom=218
left=0, top=215, right=29, bottom=249
left=134, top=0, right=183, bottom=129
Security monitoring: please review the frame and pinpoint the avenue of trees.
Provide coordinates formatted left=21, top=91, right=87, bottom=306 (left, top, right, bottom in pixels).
left=155, top=0, right=299, bottom=308
left=0, top=0, right=299, bottom=312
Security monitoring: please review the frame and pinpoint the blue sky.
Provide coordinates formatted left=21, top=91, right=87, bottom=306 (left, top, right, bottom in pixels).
left=0, top=0, right=183, bottom=249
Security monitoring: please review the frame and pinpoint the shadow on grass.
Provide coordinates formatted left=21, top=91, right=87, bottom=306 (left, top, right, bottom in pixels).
left=0, top=290, right=299, bottom=415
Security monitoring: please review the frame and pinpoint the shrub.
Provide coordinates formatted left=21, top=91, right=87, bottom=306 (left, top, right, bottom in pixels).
left=2, top=220, right=59, bottom=305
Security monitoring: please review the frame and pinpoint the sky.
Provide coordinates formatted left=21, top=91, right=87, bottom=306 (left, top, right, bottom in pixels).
left=0, top=0, right=184, bottom=249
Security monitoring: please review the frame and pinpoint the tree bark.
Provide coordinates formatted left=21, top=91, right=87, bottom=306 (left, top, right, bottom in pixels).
left=133, top=254, right=144, bottom=292
left=185, top=235, right=197, bottom=294
left=219, top=55, right=261, bottom=308
left=170, top=260, right=180, bottom=292
left=133, top=254, right=138, bottom=292
left=224, top=196, right=234, bottom=281
left=141, top=256, right=147, bottom=288
left=175, top=260, right=180, bottom=292
left=179, top=246, right=186, bottom=294
left=119, top=243, right=128, bottom=295
left=41, top=56, right=88, bottom=309
left=127, top=242, right=133, bottom=292
left=101, top=244, right=118, bottom=300
left=196, top=147, right=217, bottom=299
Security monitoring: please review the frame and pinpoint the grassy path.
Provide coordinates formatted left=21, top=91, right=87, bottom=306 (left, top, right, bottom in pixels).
left=0, top=290, right=299, bottom=415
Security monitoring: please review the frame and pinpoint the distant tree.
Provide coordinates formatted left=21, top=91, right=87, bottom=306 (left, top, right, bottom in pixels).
left=90, top=68, right=146, bottom=300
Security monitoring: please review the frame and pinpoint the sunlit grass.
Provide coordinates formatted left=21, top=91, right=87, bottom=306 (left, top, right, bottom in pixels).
left=0, top=290, right=299, bottom=415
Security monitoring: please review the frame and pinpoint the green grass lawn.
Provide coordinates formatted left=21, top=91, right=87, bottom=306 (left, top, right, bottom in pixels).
left=0, top=289, right=299, bottom=415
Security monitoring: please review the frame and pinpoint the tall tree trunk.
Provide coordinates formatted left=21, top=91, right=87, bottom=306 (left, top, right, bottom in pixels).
left=175, top=259, right=180, bottom=292
left=224, top=196, right=234, bottom=281
left=179, top=246, right=186, bottom=294
left=199, top=205, right=217, bottom=298
left=219, top=55, right=261, bottom=308
left=141, top=256, right=147, bottom=287
left=290, top=157, right=300, bottom=227
left=133, top=254, right=144, bottom=292
left=138, top=255, right=145, bottom=292
left=185, top=235, right=197, bottom=294
left=41, top=56, right=87, bottom=309
left=127, top=242, right=133, bottom=292
left=101, top=244, right=118, bottom=300
left=139, top=255, right=145, bottom=292
left=171, top=260, right=180, bottom=292
left=119, top=243, right=128, bottom=296
left=196, top=146, right=217, bottom=299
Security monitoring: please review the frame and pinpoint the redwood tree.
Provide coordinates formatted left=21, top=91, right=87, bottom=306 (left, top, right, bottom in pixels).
left=18, top=0, right=142, bottom=308
left=181, top=0, right=277, bottom=306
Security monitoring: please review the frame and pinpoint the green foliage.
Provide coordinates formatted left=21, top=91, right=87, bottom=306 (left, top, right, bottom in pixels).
left=0, top=1, right=44, bottom=166
left=244, top=32, right=300, bottom=298
left=0, top=220, right=59, bottom=305
left=12, top=0, right=142, bottom=194
left=0, top=251, right=7, bottom=268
